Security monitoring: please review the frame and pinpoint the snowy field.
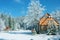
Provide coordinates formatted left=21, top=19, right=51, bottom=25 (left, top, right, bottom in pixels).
left=0, top=30, right=60, bottom=40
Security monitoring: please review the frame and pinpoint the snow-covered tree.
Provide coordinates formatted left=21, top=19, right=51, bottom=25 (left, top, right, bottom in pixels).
left=16, top=16, right=25, bottom=29
left=0, top=18, right=5, bottom=31
left=27, top=0, right=45, bottom=17
left=51, top=10, right=60, bottom=34
left=47, top=20, right=57, bottom=35
left=14, top=22, right=20, bottom=30
left=0, top=13, right=10, bottom=31
left=23, top=0, right=45, bottom=30
left=51, top=10, right=60, bottom=23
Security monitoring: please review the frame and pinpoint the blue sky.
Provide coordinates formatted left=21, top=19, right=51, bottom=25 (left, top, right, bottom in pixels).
left=0, top=0, right=60, bottom=17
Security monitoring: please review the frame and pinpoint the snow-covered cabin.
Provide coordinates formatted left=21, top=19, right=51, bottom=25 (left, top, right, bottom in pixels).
left=39, top=13, right=59, bottom=31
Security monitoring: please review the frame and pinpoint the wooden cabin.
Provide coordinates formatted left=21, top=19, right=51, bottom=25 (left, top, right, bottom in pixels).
left=39, top=13, right=59, bottom=32
left=4, top=26, right=10, bottom=31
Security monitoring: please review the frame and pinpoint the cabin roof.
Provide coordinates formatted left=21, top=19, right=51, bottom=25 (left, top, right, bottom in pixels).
left=39, top=13, right=59, bottom=26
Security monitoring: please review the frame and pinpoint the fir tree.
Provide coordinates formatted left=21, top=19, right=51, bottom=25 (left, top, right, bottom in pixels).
left=24, top=0, right=45, bottom=33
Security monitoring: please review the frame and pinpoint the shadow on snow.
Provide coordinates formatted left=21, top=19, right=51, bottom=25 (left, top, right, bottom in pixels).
left=8, top=31, right=32, bottom=35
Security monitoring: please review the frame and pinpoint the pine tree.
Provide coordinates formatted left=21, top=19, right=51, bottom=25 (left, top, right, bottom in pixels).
left=47, top=20, right=57, bottom=35
left=24, top=0, right=45, bottom=33
left=8, top=16, right=12, bottom=29
left=51, top=10, right=60, bottom=34
left=0, top=18, right=5, bottom=31
left=51, top=10, right=60, bottom=23
left=27, top=0, right=45, bottom=18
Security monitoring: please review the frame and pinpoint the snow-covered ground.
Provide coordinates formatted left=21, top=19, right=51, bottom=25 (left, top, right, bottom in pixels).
left=0, top=30, right=60, bottom=40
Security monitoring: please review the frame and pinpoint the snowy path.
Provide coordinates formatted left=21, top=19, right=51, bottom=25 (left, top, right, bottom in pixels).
left=0, top=30, right=60, bottom=40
